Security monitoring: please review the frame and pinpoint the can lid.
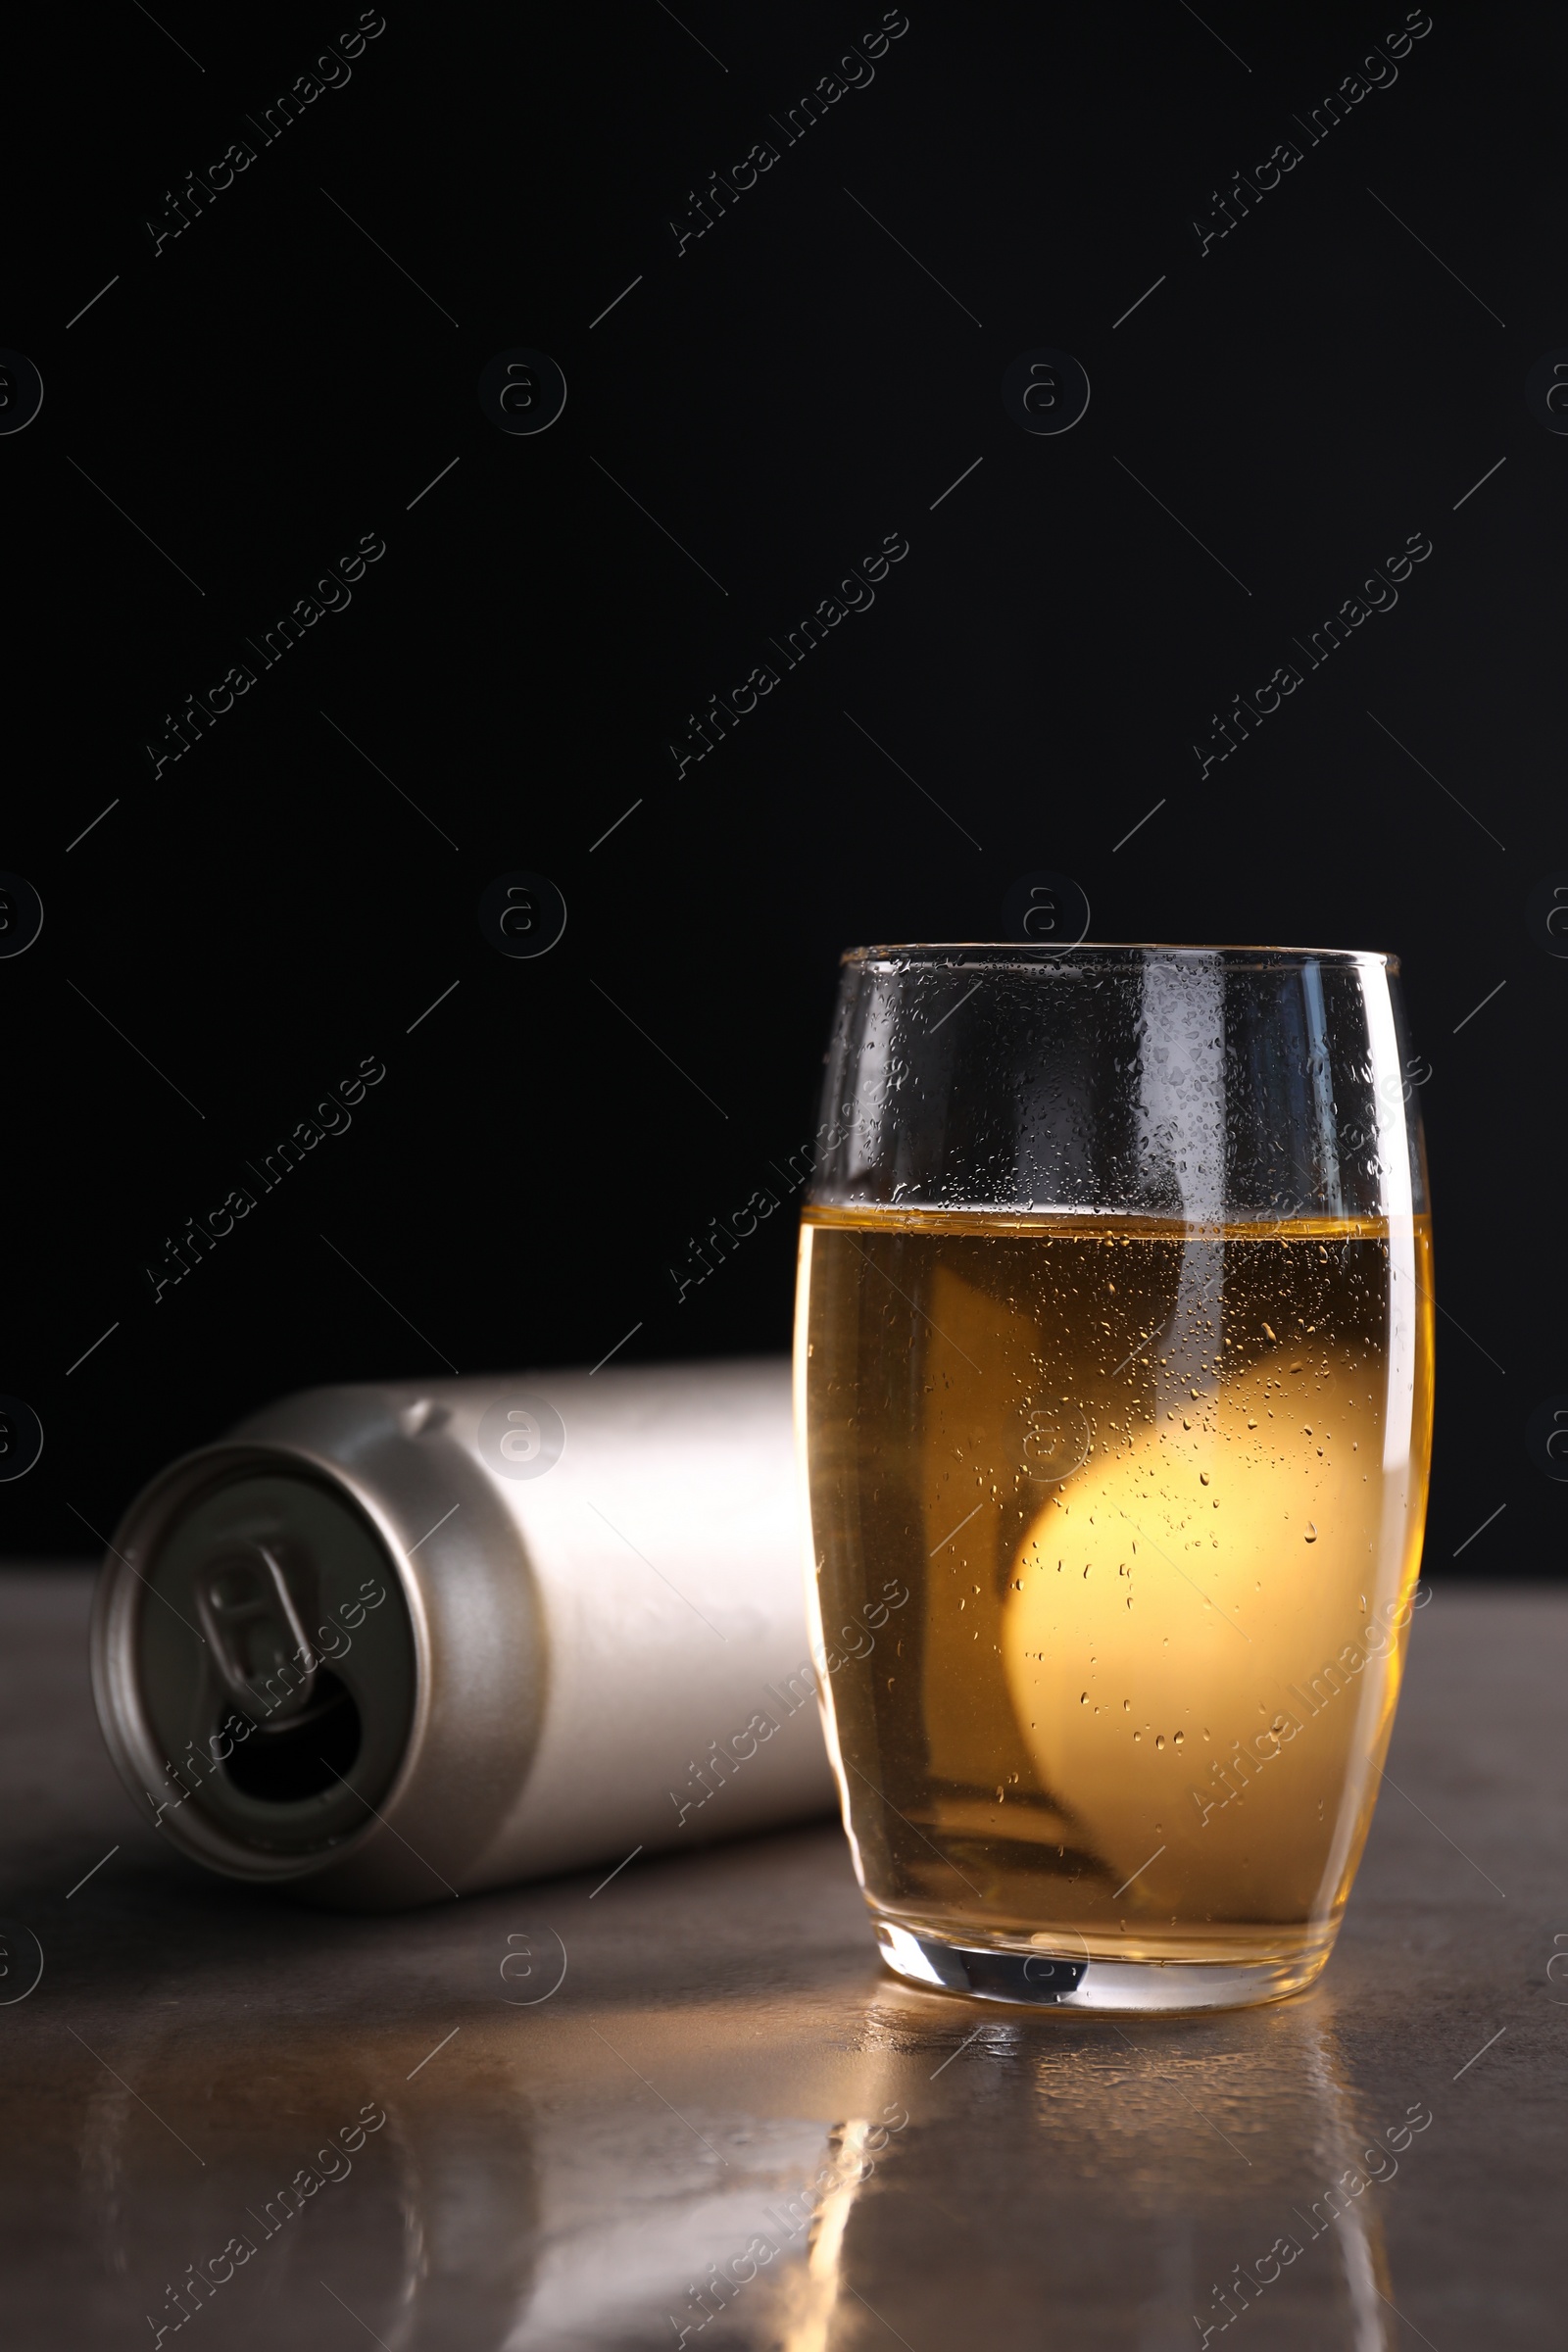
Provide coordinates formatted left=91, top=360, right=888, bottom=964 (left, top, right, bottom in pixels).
left=104, top=1461, right=416, bottom=1868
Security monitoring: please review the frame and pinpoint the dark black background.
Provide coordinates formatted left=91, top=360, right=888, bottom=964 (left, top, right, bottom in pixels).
left=5, top=2, right=1563, bottom=1573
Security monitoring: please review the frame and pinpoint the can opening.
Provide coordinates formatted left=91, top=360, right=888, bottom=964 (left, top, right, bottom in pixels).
left=220, top=1672, right=364, bottom=1803
left=126, top=1468, right=416, bottom=1859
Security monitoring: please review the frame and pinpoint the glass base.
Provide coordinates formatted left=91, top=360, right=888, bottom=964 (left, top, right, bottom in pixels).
left=874, top=1921, right=1327, bottom=2013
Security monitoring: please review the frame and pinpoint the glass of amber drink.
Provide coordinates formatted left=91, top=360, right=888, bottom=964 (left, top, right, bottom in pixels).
left=796, top=946, right=1434, bottom=2011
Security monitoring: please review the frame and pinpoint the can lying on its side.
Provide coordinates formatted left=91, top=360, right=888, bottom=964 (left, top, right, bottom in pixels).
left=90, top=1360, right=833, bottom=1909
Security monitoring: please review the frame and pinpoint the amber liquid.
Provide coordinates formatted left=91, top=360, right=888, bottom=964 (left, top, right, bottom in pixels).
left=797, top=1207, right=1434, bottom=1968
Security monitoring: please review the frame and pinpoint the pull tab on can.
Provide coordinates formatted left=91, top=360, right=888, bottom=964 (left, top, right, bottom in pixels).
left=193, top=1542, right=318, bottom=1724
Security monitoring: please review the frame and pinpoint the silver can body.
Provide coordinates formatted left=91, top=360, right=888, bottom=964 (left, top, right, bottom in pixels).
left=90, top=1360, right=832, bottom=1908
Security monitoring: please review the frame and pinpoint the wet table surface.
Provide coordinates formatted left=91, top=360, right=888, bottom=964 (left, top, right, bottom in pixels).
left=1, top=1570, right=1563, bottom=2351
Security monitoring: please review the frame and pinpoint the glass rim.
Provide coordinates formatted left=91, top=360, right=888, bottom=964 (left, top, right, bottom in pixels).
left=840, top=941, right=1398, bottom=973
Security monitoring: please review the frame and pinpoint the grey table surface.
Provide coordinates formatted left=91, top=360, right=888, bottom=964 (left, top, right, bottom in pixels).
left=0, top=1569, right=1562, bottom=2351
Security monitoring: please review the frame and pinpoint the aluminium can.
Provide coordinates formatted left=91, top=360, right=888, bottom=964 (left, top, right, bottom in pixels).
left=90, top=1360, right=832, bottom=1908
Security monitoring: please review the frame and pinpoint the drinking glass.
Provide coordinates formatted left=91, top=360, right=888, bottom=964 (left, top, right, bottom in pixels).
left=795, top=946, right=1434, bottom=2011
